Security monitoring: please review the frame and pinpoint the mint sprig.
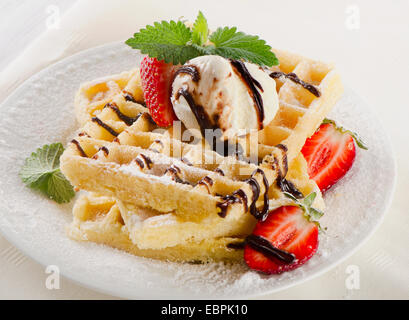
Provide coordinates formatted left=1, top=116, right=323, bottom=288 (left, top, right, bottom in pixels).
left=19, top=143, right=75, bottom=204
left=322, top=118, right=368, bottom=150
left=125, top=11, right=279, bottom=66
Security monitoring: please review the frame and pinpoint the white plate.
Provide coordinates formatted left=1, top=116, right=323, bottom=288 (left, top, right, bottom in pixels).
left=0, top=42, right=396, bottom=299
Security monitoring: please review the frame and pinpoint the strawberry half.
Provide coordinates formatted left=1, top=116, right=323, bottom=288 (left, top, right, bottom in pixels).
left=301, top=119, right=367, bottom=192
left=244, top=204, right=319, bottom=274
left=140, top=57, right=178, bottom=127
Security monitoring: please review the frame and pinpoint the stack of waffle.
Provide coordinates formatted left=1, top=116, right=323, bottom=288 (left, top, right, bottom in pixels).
left=60, top=50, right=343, bottom=263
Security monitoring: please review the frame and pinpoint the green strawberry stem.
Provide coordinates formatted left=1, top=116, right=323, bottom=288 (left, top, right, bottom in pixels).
left=283, top=192, right=326, bottom=233
left=322, top=118, right=368, bottom=150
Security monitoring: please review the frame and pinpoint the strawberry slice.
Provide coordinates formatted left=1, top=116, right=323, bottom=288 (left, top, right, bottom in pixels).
left=140, top=57, right=178, bottom=127
left=244, top=203, right=319, bottom=274
left=301, top=119, right=367, bottom=192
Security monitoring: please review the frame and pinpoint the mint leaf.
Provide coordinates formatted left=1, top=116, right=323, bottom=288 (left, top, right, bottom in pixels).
left=47, top=170, right=76, bottom=203
left=125, top=20, right=202, bottom=64
left=20, top=143, right=75, bottom=204
left=192, top=11, right=208, bottom=46
left=209, top=27, right=279, bottom=66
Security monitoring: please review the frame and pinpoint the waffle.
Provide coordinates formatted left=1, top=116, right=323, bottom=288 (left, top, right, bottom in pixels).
left=67, top=148, right=322, bottom=258
left=68, top=193, right=244, bottom=262
left=75, top=68, right=144, bottom=126
left=61, top=113, right=289, bottom=223
left=116, top=153, right=323, bottom=250
left=238, top=49, right=343, bottom=164
left=63, top=111, right=323, bottom=250
left=66, top=151, right=322, bottom=255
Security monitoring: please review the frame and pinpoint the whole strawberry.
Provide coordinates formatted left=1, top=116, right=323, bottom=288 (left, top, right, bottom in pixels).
left=140, top=57, right=178, bottom=127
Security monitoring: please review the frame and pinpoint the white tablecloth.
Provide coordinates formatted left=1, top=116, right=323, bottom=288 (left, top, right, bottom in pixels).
left=0, top=0, right=408, bottom=299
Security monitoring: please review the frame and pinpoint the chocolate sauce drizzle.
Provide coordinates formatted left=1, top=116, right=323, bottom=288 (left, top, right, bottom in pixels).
left=78, top=132, right=91, bottom=137
left=175, top=84, right=245, bottom=158
left=216, top=142, right=297, bottom=219
left=71, top=139, right=87, bottom=157
left=175, top=61, right=265, bottom=134
left=230, top=59, right=265, bottom=129
left=246, top=177, right=260, bottom=215
left=104, top=103, right=141, bottom=126
left=154, top=139, right=164, bottom=147
left=276, top=143, right=288, bottom=152
left=226, top=241, right=246, bottom=250
left=99, top=146, right=109, bottom=156
left=276, top=144, right=288, bottom=176
left=173, top=66, right=207, bottom=137
left=233, top=189, right=248, bottom=212
left=214, top=168, right=225, bottom=176
left=123, top=91, right=146, bottom=107
left=216, top=168, right=270, bottom=220
left=122, top=90, right=137, bottom=102
left=142, top=112, right=157, bottom=126
left=269, top=71, right=321, bottom=97
left=174, top=65, right=200, bottom=82
left=139, top=154, right=152, bottom=169
left=200, top=176, right=213, bottom=185
left=217, top=139, right=246, bottom=160
left=227, top=236, right=295, bottom=266
left=165, top=165, right=191, bottom=185
left=176, top=87, right=239, bottom=157
left=217, top=195, right=241, bottom=218
left=198, top=176, right=213, bottom=193
left=134, top=154, right=153, bottom=170
left=176, top=88, right=214, bottom=138
left=271, top=144, right=303, bottom=198
left=278, top=179, right=304, bottom=199
left=253, top=169, right=270, bottom=221
left=134, top=158, right=145, bottom=169
left=91, top=117, right=119, bottom=137
left=180, top=157, right=193, bottom=166
left=246, top=234, right=295, bottom=264
left=167, top=165, right=181, bottom=173
left=148, top=140, right=164, bottom=153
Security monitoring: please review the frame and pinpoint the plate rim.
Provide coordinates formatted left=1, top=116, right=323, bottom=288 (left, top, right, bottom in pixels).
left=0, top=41, right=397, bottom=299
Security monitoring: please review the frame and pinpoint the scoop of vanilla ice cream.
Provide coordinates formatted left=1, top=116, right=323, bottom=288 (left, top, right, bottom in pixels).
left=171, top=55, right=279, bottom=140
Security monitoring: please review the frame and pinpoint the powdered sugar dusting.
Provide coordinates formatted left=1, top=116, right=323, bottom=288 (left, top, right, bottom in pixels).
left=0, top=42, right=395, bottom=299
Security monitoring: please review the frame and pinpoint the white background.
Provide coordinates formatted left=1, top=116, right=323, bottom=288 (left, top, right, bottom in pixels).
left=0, top=0, right=408, bottom=299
